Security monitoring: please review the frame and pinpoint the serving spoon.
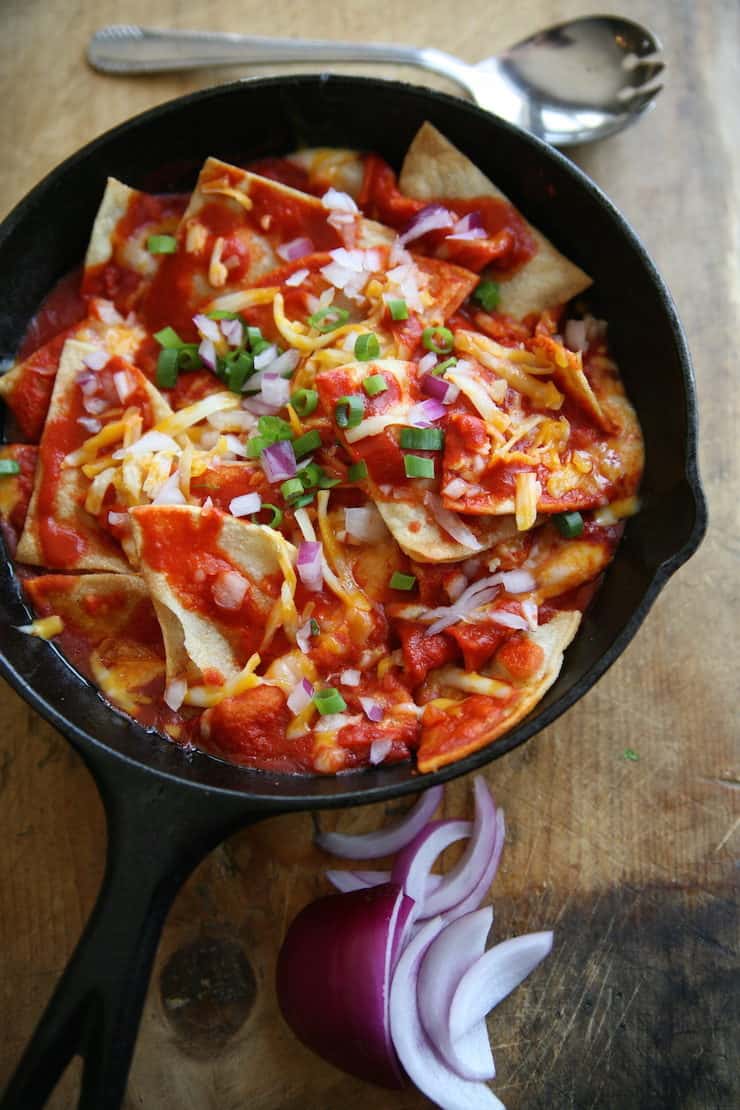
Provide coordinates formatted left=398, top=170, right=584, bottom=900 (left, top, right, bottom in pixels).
left=87, top=16, right=664, bottom=147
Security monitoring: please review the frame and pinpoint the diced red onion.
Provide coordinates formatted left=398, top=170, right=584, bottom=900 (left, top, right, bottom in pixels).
left=488, top=609, right=530, bottom=631
left=495, top=569, right=536, bottom=594
left=448, top=932, right=554, bottom=1068
left=212, top=569, right=248, bottom=610
left=254, top=344, right=279, bottom=371
left=389, top=916, right=504, bottom=1109
left=107, top=510, right=127, bottom=526
left=229, top=492, right=261, bottom=517
left=425, top=575, right=502, bottom=636
left=447, top=572, right=468, bottom=602
left=420, top=778, right=497, bottom=919
left=359, top=696, right=384, bottom=723
left=287, top=677, right=315, bottom=715
left=164, top=678, right=187, bottom=712
left=449, top=211, right=485, bottom=236
left=370, top=738, right=393, bottom=765
left=113, top=370, right=134, bottom=403
left=417, top=906, right=496, bottom=1080
left=399, top=205, right=455, bottom=247
left=220, top=317, right=244, bottom=347
left=261, top=374, right=291, bottom=407
left=152, top=471, right=186, bottom=506
left=285, top=267, right=309, bottom=287
left=321, top=188, right=359, bottom=214
left=391, top=819, right=471, bottom=915
left=277, top=883, right=412, bottom=1089
left=297, top=541, right=323, bottom=592
left=444, top=476, right=468, bottom=500
left=408, top=399, right=446, bottom=427
left=77, top=415, right=102, bottom=434
left=83, top=349, right=108, bottom=371
left=95, top=300, right=123, bottom=324
left=265, top=348, right=300, bottom=378
left=261, top=439, right=296, bottom=482
left=447, top=228, right=488, bottom=242
left=193, top=313, right=222, bottom=344
left=314, top=712, right=354, bottom=733
left=223, top=434, right=247, bottom=458
left=418, top=352, right=437, bottom=374
left=277, top=236, right=314, bottom=262
left=198, top=337, right=217, bottom=371
left=426, top=494, right=482, bottom=552
left=296, top=619, right=314, bottom=654
left=345, top=506, right=387, bottom=543
left=340, top=668, right=360, bottom=687
left=243, top=396, right=280, bottom=416
left=421, top=373, right=459, bottom=404
left=314, top=785, right=443, bottom=860
left=521, top=598, right=539, bottom=629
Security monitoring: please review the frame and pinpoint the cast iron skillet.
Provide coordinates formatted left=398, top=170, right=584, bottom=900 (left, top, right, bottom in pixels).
left=0, top=76, right=705, bottom=1109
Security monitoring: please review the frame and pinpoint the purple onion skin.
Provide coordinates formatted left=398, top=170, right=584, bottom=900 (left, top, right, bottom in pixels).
left=276, top=883, right=411, bottom=1089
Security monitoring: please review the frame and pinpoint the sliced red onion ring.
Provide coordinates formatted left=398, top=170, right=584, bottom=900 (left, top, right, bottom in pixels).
left=399, top=205, right=455, bottom=247
left=417, top=906, right=495, bottom=1080
left=277, top=883, right=413, bottom=1089
left=359, top=696, right=384, bottom=723
left=419, top=777, right=497, bottom=919
left=277, top=236, right=314, bottom=261
left=229, top=492, right=261, bottom=518
left=444, top=810, right=506, bottom=923
left=261, top=439, right=296, bottom=482
left=448, top=931, right=554, bottom=1072
left=287, top=677, right=314, bottom=715
left=426, top=494, right=482, bottom=552
left=408, top=399, right=446, bottom=427
left=297, top=541, right=322, bottom=592
left=326, top=870, right=446, bottom=895
left=314, top=785, right=443, bottom=860
left=389, top=916, right=505, bottom=1109
left=421, top=373, right=459, bottom=404
left=391, top=819, right=471, bottom=915
left=193, top=313, right=222, bottom=344
left=198, top=337, right=217, bottom=372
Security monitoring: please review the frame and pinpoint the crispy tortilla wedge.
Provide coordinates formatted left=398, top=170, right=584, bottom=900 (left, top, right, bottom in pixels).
left=399, top=122, right=592, bottom=319
left=417, top=609, right=581, bottom=772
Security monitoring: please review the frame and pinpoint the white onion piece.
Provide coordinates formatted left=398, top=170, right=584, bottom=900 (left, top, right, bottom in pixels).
left=220, top=317, right=244, bottom=347
left=389, top=916, right=504, bottom=1110
left=152, top=471, right=186, bottom=505
left=340, top=669, right=360, bottom=687
left=77, top=416, right=102, bottom=434
left=287, top=677, right=314, bottom=715
left=285, top=267, right=310, bottom=287
left=345, top=505, right=388, bottom=543
left=391, top=820, right=471, bottom=916
left=229, top=492, right=261, bottom=517
left=521, top=598, right=539, bottom=630
left=419, top=779, right=497, bottom=919
left=223, top=433, right=248, bottom=458
left=418, top=351, right=437, bottom=374
left=277, top=236, right=314, bottom=261
left=193, top=313, right=222, bottom=343
left=107, top=510, right=127, bottom=526
left=113, top=370, right=134, bottom=403
left=261, top=374, right=291, bottom=407
left=425, top=575, right=503, bottom=636
left=495, top=569, right=535, bottom=594
left=448, top=932, right=554, bottom=1066
left=314, top=785, right=443, bottom=860
left=417, top=906, right=495, bottom=1080
left=321, top=187, right=359, bottom=213
left=212, top=570, right=248, bottom=610
left=426, top=494, right=482, bottom=552
left=254, top=344, right=279, bottom=370
left=445, top=810, right=506, bottom=923
left=370, top=738, right=392, bottom=765
left=83, top=349, right=108, bottom=371
left=444, top=477, right=468, bottom=500
left=77, top=372, right=98, bottom=395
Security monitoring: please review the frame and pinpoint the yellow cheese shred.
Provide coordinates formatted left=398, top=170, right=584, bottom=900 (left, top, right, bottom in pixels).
left=16, top=615, right=64, bottom=639
left=515, top=472, right=541, bottom=531
left=184, top=652, right=263, bottom=708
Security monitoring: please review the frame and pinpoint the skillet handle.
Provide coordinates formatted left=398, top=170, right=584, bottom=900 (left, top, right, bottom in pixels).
left=0, top=751, right=258, bottom=1110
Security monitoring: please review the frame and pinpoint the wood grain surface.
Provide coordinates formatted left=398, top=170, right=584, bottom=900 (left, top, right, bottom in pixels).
left=1, top=1, right=737, bottom=1107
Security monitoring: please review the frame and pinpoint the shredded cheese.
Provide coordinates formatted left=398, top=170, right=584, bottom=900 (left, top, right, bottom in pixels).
left=205, top=287, right=279, bottom=314
left=201, top=178, right=254, bottom=211
left=184, top=652, right=263, bottom=707
left=515, top=472, right=541, bottom=531
left=16, top=615, right=63, bottom=639
left=456, top=332, right=564, bottom=410
left=433, top=667, right=512, bottom=699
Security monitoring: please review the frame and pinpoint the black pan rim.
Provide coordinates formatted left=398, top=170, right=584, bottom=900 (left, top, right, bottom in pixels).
left=0, top=73, right=707, bottom=810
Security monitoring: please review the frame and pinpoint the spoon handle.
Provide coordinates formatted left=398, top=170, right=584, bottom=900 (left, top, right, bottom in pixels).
left=87, top=25, right=474, bottom=94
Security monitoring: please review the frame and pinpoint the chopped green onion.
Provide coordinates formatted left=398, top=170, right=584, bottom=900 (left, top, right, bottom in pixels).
left=354, top=333, right=380, bottom=361
left=400, top=427, right=445, bottom=451
left=146, top=234, right=177, bottom=254
left=223, top=350, right=254, bottom=392
left=253, top=503, right=283, bottom=529
left=251, top=338, right=272, bottom=356
left=246, top=436, right=269, bottom=459
left=362, top=374, right=388, bottom=397
left=246, top=325, right=263, bottom=347
left=290, top=388, right=319, bottom=418
left=153, top=326, right=183, bottom=349
left=176, top=345, right=202, bottom=373
left=293, top=429, right=322, bottom=459
left=0, top=459, right=20, bottom=476
left=390, top=571, right=416, bottom=591
left=434, top=357, right=458, bottom=376
left=318, top=474, right=341, bottom=489
left=387, top=298, right=408, bottom=321
left=553, top=511, right=584, bottom=538
left=156, top=348, right=179, bottom=388
left=258, top=415, right=294, bottom=441
left=281, top=478, right=305, bottom=504
left=300, top=462, right=323, bottom=489
left=208, top=309, right=240, bottom=321
left=404, top=454, right=435, bottom=479
left=308, top=306, right=350, bottom=333
left=347, top=461, right=368, bottom=482
left=310, top=617, right=320, bottom=636
left=313, top=687, right=347, bottom=715
left=473, top=279, right=500, bottom=312
left=422, top=326, right=454, bottom=355
left=292, top=492, right=316, bottom=508
left=335, top=394, right=364, bottom=429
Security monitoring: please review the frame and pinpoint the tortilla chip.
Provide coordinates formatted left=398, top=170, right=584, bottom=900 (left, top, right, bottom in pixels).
left=0, top=444, right=37, bottom=554
left=130, top=504, right=297, bottom=685
left=417, top=610, right=581, bottom=771
left=16, top=339, right=170, bottom=572
left=399, top=123, right=591, bottom=318
left=375, top=499, right=520, bottom=563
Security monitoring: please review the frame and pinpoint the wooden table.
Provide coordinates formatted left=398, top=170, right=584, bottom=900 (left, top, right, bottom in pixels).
left=1, top=1, right=737, bottom=1106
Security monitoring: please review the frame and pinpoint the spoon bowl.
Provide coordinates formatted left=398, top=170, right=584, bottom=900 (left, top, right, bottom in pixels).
left=88, top=15, right=665, bottom=147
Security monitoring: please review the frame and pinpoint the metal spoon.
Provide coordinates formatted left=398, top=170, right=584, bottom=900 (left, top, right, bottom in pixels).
left=87, top=16, right=664, bottom=147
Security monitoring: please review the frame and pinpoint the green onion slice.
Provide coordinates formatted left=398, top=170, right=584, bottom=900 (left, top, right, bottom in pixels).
left=553, top=511, right=584, bottom=538
left=146, top=234, right=177, bottom=254
left=472, top=279, right=500, bottom=312
left=390, top=571, right=416, bottom=591
left=156, top=348, right=179, bottom=388
left=299, top=462, right=323, bottom=489
left=293, top=429, right=322, bottom=459
left=281, top=477, right=305, bottom=504
left=176, top=345, right=203, bottom=373
left=354, top=333, right=380, bottom=361
left=335, top=394, right=364, bottom=429
left=310, top=617, right=320, bottom=636
left=0, top=459, right=21, bottom=476
left=387, top=298, right=408, bottom=321
left=290, top=388, right=319, bottom=418
left=153, top=326, right=183, bottom=349
left=246, top=325, right=263, bottom=347
left=208, top=309, right=240, bottom=321
left=347, top=461, right=368, bottom=482
left=313, top=687, right=347, bottom=715
left=253, top=502, right=283, bottom=528
left=422, top=326, right=454, bottom=355
left=400, top=427, right=445, bottom=451
left=292, top=492, right=316, bottom=508
left=362, top=374, right=388, bottom=397
left=434, top=357, right=458, bottom=376
left=404, top=454, right=435, bottom=479
left=308, top=306, right=350, bottom=333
